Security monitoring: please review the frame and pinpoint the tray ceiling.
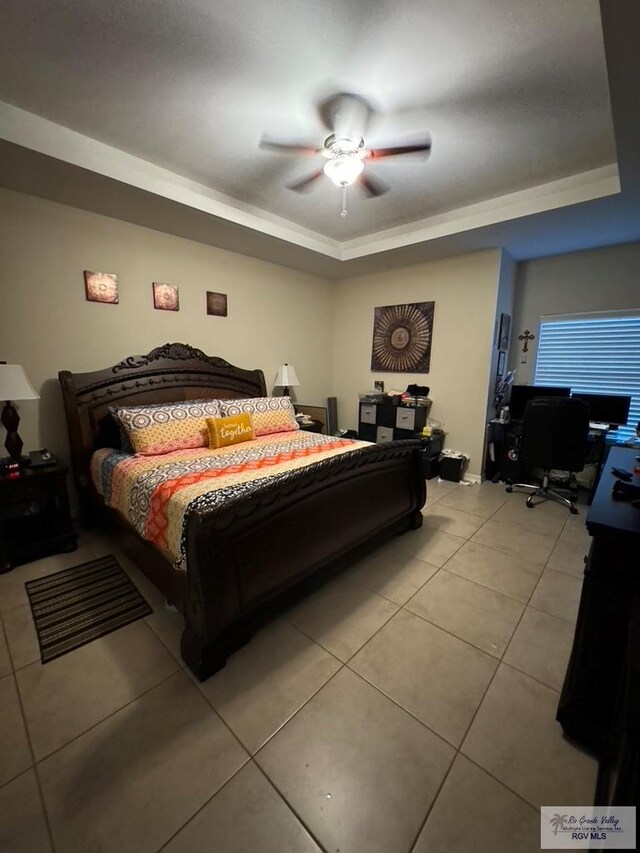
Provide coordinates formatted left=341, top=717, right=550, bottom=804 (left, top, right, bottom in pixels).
left=0, top=0, right=629, bottom=270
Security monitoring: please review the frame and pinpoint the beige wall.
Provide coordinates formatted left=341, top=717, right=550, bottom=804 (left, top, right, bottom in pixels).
left=331, top=250, right=503, bottom=478
left=510, top=242, right=640, bottom=382
left=0, top=187, right=513, bottom=482
left=0, top=188, right=334, bottom=463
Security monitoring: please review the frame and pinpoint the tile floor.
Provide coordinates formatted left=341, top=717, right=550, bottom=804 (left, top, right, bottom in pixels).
left=0, top=479, right=598, bottom=853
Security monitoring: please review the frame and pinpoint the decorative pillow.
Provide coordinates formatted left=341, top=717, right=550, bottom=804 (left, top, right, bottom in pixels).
left=114, top=399, right=223, bottom=455
left=207, top=413, right=255, bottom=449
left=107, top=407, right=134, bottom=453
left=220, top=396, right=299, bottom=437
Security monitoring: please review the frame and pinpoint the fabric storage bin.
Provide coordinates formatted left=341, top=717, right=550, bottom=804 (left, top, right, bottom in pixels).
left=376, top=426, right=394, bottom=443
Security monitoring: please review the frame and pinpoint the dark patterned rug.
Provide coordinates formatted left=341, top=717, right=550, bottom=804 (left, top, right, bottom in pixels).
left=25, top=555, right=152, bottom=663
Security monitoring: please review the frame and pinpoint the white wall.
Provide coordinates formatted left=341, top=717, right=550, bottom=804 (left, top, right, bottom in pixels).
left=331, top=250, right=503, bottom=478
left=510, top=242, right=640, bottom=382
left=0, top=188, right=334, bottom=463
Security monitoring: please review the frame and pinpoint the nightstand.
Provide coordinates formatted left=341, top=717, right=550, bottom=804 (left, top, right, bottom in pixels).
left=0, top=462, right=77, bottom=573
left=299, top=419, right=324, bottom=433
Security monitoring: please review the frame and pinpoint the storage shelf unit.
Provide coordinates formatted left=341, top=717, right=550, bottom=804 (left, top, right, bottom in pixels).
left=358, top=401, right=430, bottom=443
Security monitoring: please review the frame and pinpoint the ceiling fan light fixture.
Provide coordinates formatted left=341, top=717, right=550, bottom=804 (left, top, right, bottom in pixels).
left=323, top=154, right=364, bottom=187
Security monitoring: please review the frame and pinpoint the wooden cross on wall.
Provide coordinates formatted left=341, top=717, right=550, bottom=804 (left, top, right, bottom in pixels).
left=518, top=330, right=535, bottom=353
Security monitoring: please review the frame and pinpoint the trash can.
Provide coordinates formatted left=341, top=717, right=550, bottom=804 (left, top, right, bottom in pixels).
left=415, top=430, right=445, bottom=479
left=421, top=454, right=440, bottom=479
left=439, top=453, right=467, bottom=482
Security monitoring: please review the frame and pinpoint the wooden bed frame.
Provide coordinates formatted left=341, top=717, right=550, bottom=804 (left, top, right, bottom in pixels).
left=59, top=343, right=426, bottom=680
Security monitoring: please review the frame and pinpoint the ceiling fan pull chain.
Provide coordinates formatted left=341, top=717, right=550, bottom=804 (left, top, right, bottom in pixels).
left=341, top=184, right=348, bottom=217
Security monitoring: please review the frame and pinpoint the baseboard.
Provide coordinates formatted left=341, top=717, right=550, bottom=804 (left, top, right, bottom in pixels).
left=463, top=473, right=482, bottom=484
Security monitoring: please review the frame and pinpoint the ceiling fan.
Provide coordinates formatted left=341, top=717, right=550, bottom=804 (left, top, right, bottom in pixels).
left=260, top=92, right=431, bottom=216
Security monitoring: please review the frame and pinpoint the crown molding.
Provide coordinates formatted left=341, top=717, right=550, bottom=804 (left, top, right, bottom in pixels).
left=0, top=100, right=620, bottom=263
left=0, top=100, right=341, bottom=259
left=340, top=164, right=620, bottom=260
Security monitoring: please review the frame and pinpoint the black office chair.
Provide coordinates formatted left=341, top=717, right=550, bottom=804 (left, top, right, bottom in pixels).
left=505, top=396, right=590, bottom=514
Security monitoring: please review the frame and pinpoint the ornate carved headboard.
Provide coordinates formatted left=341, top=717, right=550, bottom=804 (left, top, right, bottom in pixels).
left=59, top=342, right=267, bottom=521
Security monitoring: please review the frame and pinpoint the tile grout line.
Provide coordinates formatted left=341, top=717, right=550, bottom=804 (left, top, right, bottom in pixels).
left=191, top=663, right=351, bottom=853
left=142, top=610, right=189, bottom=670
left=267, top=490, right=573, bottom=849
left=402, top=489, right=515, bottom=849
left=0, top=612, right=59, bottom=853
left=405, top=489, right=586, bottom=846
left=3, top=506, right=585, bottom=851
left=250, top=761, right=329, bottom=853
left=26, top=666, right=182, bottom=766
left=424, top=563, right=537, bottom=605
left=192, top=492, right=582, bottom=846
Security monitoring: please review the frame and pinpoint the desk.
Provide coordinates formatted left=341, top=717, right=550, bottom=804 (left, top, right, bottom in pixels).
left=485, top=419, right=610, bottom=501
left=556, top=446, right=640, bottom=805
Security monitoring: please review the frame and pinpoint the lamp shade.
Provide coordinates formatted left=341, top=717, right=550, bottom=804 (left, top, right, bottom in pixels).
left=0, top=364, right=39, bottom=401
left=275, top=363, right=300, bottom=388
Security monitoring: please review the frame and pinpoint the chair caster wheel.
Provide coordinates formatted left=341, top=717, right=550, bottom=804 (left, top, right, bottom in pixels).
left=526, top=498, right=534, bottom=508
left=570, top=506, right=579, bottom=515
left=505, top=486, right=513, bottom=493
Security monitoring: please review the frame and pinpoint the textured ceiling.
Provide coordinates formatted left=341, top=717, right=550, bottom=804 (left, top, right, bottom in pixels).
left=0, top=0, right=616, bottom=241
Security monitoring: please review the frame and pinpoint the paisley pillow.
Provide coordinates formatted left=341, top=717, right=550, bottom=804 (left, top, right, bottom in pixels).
left=219, top=396, right=299, bottom=437
left=114, top=399, right=223, bottom=455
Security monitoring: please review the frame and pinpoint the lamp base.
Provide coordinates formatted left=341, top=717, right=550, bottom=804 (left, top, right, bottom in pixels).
left=282, top=386, right=290, bottom=396
left=2, top=400, right=24, bottom=462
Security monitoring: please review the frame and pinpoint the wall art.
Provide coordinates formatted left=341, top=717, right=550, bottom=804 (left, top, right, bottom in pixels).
left=206, top=291, right=228, bottom=317
left=153, top=282, right=179, bottom=311
left=498, top=313, right=511, bottom=352
left=371, top=301, right=435, bottom=373
left=84, top=271, right=118, bottom=304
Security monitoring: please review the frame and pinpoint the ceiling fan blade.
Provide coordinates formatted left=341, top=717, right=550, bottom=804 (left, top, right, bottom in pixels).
left=367, top=142, right=431, bottom=159
left=358, top=172, right=389, bottom=198
left=260, top=137, right=320, bottom=156
left=286, top=169, right=325, bottom=193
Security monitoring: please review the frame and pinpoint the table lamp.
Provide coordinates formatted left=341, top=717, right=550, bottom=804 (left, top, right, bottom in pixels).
left=274, top=363, right=300, bottom=397
left=0, top=363, right=39, bottom=462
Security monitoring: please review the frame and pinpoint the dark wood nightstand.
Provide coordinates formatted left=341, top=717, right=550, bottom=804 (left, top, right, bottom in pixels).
left=0, top=461, right=77, bottom=573
left=299, top=419, right=324, bottom=433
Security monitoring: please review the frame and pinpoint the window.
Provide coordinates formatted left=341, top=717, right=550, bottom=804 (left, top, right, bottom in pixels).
left=534, top=311, right=640, bottom=442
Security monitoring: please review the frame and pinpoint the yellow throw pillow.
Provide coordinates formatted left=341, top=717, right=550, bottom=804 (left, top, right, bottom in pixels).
left=207, top=413, right=255, bottom=449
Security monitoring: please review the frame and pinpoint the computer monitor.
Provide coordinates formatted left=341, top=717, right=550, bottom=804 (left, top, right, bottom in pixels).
left=570, top=393, right=631, bottom=428
left=508, top=385, right=571, bottom=420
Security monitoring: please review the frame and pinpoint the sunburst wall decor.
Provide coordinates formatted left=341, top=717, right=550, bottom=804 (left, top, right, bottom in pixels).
left=371, top=302, right=435, bottom=373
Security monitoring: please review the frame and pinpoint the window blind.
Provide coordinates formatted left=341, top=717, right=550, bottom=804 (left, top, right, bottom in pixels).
left=534, top=313, right=640, bottom=442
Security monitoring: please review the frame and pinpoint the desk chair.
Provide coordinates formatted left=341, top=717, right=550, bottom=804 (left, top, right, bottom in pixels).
left=505, top=397, right=590, bottom=514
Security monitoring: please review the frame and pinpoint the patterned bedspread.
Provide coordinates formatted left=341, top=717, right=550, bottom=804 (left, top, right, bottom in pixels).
left=91, top=431, right=369, bottom=568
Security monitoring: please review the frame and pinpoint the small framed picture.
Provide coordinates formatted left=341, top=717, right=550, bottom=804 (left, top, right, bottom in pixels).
left=374, top=380, right=385, bottom=393
left=152, top=282, right=179, bottom=311
left=497, top=350, right=506, bottom=377
left=206, top=291, right=228, bottom=317
left=498, top=313, right=511, bottom=352
left=84, top=271, right=118, bottom=304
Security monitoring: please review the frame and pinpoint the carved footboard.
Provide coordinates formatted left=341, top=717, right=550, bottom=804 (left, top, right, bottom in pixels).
left=181, top=440, right=425, bottom=680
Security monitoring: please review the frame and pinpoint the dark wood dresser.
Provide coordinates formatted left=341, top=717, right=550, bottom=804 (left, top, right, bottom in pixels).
left=557, top=446, right=640, bottom=805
